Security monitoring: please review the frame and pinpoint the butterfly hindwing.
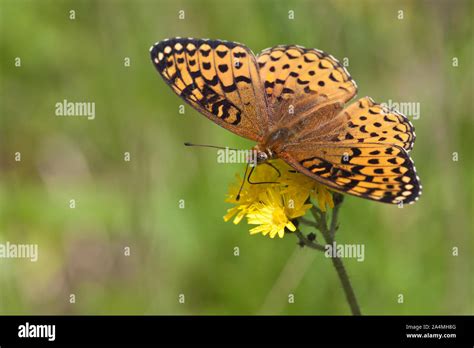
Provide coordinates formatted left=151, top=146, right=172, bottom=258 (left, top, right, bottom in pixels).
left=329, top=97, right=415, bottom=151
left=280, top=143, right=421, bottom=204
left=279, top=96, right=420, bottom=204
left=151, top=38, right=269, bottom=141
left=287, top=97, right=416, bottom=151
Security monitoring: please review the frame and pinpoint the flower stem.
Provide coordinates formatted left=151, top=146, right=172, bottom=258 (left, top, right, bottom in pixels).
left=295, top=193, right=361, bottom=316
left=326, top=242, right=361, bottom=315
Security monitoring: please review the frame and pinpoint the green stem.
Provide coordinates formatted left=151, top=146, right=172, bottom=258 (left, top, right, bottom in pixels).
left=295, top=193, right=361, bottom=316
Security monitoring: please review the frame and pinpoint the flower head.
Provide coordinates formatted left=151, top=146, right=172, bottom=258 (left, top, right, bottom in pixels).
left=223, top=163, right=276, bottom=224
left=224, top=159, right=334, bottom=238
left=247, top=188, right=296, bottom=238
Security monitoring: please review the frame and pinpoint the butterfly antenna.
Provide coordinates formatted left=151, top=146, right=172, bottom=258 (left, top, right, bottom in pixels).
left=236, top=162, right=250, bottom=201
left=184, top=142, right=239, bottom=151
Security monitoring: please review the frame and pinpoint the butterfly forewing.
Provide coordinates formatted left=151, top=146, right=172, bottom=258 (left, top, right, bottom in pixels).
left=256, top=45, right=357, bottom=128
left=150, top=38, right=269, bottom=141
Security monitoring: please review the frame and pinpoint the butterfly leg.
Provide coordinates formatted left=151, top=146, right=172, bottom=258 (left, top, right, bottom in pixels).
left=236, top=162, right=280, bottom=201
left=262, top=161, right=281, bottom=178
left=247, top=165, right=280, bottom=185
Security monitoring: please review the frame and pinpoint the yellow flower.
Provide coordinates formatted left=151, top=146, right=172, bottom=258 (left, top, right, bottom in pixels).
left=223, top=159, right=335, bottom=238
left=312, top=183, right=334, bottom=212
left=247, top=188, right=296, bottom=238
left=223, top=165, right=276, bottom=224
left=280, top=165, right=334, bottom=212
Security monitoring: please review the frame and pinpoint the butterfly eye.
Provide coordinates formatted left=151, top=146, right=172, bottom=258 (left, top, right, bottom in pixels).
left=257, top=152, right=268, bottom=163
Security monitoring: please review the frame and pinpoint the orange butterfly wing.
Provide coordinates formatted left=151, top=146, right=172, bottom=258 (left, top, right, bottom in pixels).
left=280, top=143, right=421, bottom=204
left=279, top=97, right=421, bottom=204
left=256, top=45, right=420, bottom=204
left=256, top=45, right=357, bottom=129
left=151, top=40, right=421, bottom=204
left=150, top=38, right=269, bottom=142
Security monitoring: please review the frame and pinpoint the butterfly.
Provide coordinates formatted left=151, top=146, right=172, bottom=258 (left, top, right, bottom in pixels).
left=150, top=37, right=421, bottom=204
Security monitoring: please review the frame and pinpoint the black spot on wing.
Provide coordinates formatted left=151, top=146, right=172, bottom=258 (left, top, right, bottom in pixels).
left=218, top=64, right=229, bottom=73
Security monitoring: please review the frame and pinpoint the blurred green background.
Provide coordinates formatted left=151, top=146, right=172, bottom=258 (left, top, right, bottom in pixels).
left=0, top=0, right=472, bottom=315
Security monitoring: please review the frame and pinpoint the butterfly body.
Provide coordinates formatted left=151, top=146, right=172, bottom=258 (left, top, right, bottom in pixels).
left=150, top=38, right=422, bottom=204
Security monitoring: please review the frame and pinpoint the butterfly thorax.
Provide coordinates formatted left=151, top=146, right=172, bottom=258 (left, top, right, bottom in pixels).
left=253, top=127, right=292, bottom=164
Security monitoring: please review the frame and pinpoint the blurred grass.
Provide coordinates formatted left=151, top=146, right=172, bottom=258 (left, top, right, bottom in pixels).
left=0, top=0, right=473, bottom=314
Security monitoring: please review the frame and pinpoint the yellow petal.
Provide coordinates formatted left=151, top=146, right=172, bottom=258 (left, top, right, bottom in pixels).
left=223, top=207, right=239, bottom=222
left=233, top=209, right=247, bottom=224
left=286, top=221, right=296, bottom=232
